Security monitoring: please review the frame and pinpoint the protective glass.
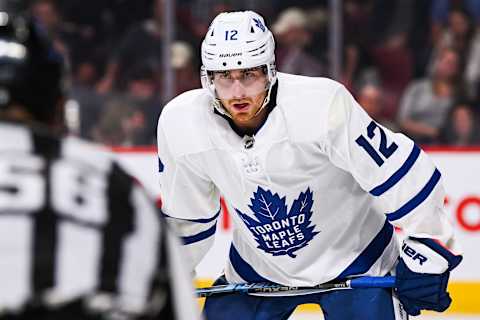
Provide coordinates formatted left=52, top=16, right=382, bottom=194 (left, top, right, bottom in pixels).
left=211, top=68, right=268, bottom=100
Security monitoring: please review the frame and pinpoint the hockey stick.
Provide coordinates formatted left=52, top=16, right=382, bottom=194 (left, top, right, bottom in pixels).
left=196, top=276, right=396, bottom=297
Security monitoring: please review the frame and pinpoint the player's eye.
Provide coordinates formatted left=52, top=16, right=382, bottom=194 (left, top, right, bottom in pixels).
left=243, top=71, right=255, bottom=79
left=217, top=71, right=231, bottom=80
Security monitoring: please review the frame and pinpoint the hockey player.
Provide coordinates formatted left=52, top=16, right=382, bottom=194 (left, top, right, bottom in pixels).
left=0, top=3, right=200, bottom=319
left=157, top=10, right=462, bottom=320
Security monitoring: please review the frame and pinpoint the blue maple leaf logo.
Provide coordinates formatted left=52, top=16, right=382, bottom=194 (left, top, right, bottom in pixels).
left=253, top=18, right=266, bottom=32
left=236, top=187, right=319, bottom=258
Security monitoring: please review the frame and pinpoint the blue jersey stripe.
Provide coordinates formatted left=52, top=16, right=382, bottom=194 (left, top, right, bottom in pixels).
left=229, top=245, right=273, bottom=283
left=336, top=219, right=394, bottom=279
left=158, top=157, right=164, bottom=172
left=182, top=223, right=217, bottom=245
left=370, top=144, right=421, bottom=196
left=162, top=208, right=221, bottom=224
left=387, top=169, right=441, bottom=221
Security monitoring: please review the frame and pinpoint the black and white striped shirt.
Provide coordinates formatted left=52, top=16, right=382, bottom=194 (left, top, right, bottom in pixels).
left=0, top=122, right=199, bottom=319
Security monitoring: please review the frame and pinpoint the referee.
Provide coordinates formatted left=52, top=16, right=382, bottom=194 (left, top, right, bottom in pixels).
left=0, top=1, right=200, bottom=319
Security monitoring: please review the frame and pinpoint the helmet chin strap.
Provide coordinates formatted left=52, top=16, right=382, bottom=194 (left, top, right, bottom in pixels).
left=254, top=80, right=275, bottom=117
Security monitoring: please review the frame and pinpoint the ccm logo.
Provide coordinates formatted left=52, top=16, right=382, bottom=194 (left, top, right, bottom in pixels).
left=402, top=243, right=427, bottom=265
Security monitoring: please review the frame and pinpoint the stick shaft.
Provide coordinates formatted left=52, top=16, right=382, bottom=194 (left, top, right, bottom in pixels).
left=196, top=276, right=395, bottom=297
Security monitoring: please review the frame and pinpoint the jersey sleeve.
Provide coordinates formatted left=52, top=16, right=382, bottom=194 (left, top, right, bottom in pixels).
left=323, top=85, right=458, bottom=250
left=157, top=119, right=221, bottom=270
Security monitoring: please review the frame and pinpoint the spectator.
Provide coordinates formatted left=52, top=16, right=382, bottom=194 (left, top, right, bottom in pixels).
left=429, top=7, right=480, bottom=99
left=397, top=47, right=463, bottom=144
left=341, top=43, right=374, bottom=94
left=368, top=0, right=416, bottom=120
left=172, top=41, right=201, bottom=95
left=342, top=0, right=414, bottom=118
left=273, top=7, right=325, bottom=77
left=30, top=0, right=61, bottom=34
left=92, top=97, right=148, bottom=146
left=343, top=0, right=375, bottom=45
left=124, top=63, right=163, bottom=144
left=56, top=1, right=112, bottom=80
left=29, top=0, right=69, bottom=58
left=439, top=100, right=480, bottom=145
left=96, top=0, right=166, bottom=94
left=441, top=8, right=473, bottom=50
left=431, top=0, right=480, bottom=40
left=68, top=55, right=108, bottom=140
left=341, top=0, right=378, bottom=91
left=369, top=31, right=414, bottom=121
left=125, top=63, right=160, bottom=102
left=68, top=85, right=105, bottom=141
left=95, top=41, right=201, bottom=147
left=357, top=83, right=397, bottom=131
left=304, top=5, right=328, bottom=64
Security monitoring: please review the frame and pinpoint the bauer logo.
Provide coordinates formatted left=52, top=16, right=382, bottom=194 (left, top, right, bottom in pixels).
left=235, top=187, right=319, bottom=258
left=402, top=243, right=428, bottom=265
left=219, top=52, right=242, bottom=58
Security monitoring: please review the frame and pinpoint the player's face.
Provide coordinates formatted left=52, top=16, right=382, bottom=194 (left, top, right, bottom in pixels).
left=213, top=67, right=268, bottom=126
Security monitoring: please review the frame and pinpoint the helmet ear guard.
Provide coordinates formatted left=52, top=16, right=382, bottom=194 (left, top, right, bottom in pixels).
left=200, top=11, right=277, bottom=117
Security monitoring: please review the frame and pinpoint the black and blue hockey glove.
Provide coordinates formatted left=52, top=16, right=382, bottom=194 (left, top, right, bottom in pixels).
left=394, top=237, right=462, bottom=316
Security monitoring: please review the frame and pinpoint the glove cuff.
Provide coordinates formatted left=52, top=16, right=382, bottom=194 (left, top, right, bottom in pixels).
left=401, top=237, right=462, bottom=274
left=409, top=237, right=462, bottom=270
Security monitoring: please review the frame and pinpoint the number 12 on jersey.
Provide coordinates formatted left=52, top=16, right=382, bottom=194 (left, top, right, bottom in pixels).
left=355, top=121, right=398, bottom=166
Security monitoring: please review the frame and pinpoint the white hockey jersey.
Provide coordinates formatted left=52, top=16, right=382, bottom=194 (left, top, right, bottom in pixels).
left=157, top=72, right=457, bottom=288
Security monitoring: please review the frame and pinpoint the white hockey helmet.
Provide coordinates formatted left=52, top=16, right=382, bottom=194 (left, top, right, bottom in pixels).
left=200, top=11, right=277, bottom=116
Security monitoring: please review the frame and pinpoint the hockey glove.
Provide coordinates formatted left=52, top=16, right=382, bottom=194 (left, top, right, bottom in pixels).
left=395, top=237, right=462, bottom=316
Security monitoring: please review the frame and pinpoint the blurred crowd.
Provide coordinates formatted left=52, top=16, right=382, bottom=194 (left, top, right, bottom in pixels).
left=31, top=0, right=480, bottom=146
